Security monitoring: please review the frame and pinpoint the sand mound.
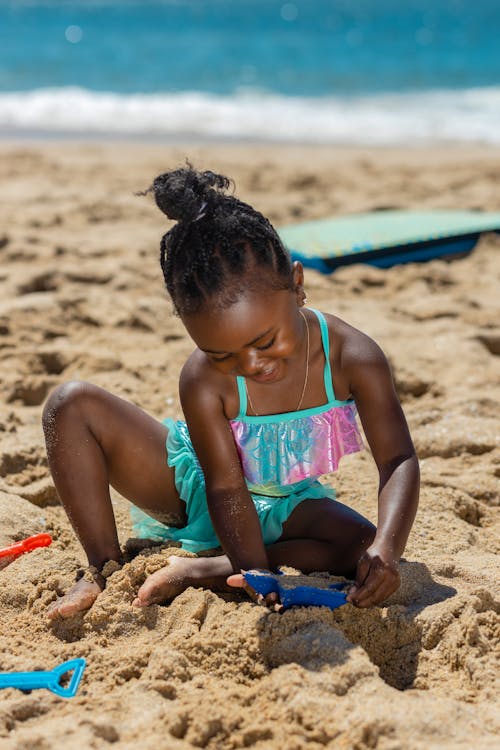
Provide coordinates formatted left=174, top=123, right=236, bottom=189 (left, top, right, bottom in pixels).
left=0, top=143, right=499, bottom=749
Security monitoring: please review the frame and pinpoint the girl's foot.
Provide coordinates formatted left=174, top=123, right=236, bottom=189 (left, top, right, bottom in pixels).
left=46, top=577, right=102, bottom=620
left=133, top=555, right=232, bottom=607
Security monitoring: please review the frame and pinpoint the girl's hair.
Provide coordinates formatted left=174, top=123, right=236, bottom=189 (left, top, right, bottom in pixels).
left=143, top=165, right=294, bottom=315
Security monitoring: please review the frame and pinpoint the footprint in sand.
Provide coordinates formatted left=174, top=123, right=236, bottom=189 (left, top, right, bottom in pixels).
left=476, top=330, right=500, bottom=356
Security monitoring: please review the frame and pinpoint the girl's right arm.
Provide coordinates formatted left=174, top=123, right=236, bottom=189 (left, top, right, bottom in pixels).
left=179, top=357, right=269, bottom=573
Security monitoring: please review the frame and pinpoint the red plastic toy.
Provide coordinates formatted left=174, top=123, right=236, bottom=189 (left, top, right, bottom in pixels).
left=0, top=533, right=52, bottom=560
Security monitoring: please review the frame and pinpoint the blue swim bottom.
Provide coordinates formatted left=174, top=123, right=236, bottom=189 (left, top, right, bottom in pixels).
left=130, top=418, right=337, bottom=554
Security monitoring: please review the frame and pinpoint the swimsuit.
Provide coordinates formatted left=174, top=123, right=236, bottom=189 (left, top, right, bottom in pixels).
left=131, top=309, right=364, bottom=552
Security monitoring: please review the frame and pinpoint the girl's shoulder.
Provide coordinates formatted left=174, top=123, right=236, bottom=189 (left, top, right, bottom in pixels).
left=318, top=309, right=385, bottom=358
left=318, top=310, right=390, bottom=393
left=179, top=348, right=221, bottom=390
left=179, top=348, right=238, bottom=418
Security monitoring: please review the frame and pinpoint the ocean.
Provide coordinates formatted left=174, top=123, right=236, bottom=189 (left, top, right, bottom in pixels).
left=1, top=0, right=499, bottom=143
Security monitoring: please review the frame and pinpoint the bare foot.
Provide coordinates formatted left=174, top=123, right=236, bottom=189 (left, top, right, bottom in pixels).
left=47, top=578, right=102, bottom=620
left=133, top=555, right=232, bottom=607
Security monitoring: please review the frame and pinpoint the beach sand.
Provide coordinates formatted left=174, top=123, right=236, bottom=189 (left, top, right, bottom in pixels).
left=0, top=141, right=499, bottom=749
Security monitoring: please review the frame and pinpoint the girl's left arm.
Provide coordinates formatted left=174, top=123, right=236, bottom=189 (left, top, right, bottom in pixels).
left=346, top=335, right=420, bottom=607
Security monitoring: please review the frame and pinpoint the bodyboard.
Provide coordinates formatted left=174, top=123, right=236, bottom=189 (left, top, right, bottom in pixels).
left=278, top=210, right=500, bottom=273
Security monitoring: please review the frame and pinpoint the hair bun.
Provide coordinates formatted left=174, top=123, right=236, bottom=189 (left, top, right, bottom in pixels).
left=150, top=166, right=231, bottom=223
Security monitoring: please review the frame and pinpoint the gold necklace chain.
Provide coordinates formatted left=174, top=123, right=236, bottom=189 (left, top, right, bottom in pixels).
left=246, top=309, right=310, bottom=417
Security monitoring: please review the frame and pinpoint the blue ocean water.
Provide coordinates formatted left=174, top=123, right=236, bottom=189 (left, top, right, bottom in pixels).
left=0, top=0, right=499, bottom=142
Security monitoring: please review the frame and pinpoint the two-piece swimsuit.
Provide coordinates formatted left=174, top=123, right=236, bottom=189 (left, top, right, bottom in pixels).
left=131, top=309, right=364, bottom=552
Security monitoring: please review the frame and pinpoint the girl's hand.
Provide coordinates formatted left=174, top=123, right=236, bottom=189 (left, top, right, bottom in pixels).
left=227, top=570, right=283, bottom=612
left=347, top=545, right=400, bottom=608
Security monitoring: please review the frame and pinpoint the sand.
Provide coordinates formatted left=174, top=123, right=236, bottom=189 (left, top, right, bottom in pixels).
left=0, top=141, right=499, bottom=749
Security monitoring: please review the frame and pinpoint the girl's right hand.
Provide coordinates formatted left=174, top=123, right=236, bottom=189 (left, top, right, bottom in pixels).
left=227, top=570, right=283, bottom=612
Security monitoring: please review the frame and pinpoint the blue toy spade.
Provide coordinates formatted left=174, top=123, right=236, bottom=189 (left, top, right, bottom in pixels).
left=244, top=571, right=348, bottom=610
left=0, top=658, right=86, bottom=698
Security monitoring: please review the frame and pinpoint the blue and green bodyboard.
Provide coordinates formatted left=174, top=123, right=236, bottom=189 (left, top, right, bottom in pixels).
left=279, top=210, right=500, bottom=273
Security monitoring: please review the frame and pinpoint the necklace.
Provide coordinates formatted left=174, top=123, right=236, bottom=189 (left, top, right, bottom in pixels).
left=246, top=309, right=310, bottom=417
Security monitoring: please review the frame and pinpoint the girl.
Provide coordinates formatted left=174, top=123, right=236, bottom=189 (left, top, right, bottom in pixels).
left=44, top=166, right=419, bottom=619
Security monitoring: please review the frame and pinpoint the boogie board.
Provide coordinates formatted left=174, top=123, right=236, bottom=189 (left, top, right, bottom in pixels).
left=278, top=209, right=500, bottom=273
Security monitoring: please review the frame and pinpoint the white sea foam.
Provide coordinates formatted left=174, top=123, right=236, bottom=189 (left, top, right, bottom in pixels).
left=0, top=86, right=499, bottom=143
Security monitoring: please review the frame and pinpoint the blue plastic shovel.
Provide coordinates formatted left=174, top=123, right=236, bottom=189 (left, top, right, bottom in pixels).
left=0, top=658, right=86, bottom=698
left=244, top=571, right=348, bottom=610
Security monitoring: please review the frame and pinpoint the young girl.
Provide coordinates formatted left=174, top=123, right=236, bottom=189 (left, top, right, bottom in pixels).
left=44, top=166, right=419, bottom=619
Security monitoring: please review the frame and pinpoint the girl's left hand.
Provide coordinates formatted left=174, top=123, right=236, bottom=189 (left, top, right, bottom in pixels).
left=346, top=545, right=400, bottom=608
left=227, top=571, right=283, bottom=612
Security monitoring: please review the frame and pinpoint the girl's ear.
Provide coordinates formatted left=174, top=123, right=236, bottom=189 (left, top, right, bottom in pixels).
left=292, top=261, right=307, bottom=305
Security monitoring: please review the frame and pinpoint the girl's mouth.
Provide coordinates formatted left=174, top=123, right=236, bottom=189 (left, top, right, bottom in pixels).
left=250, top=366, right=281, bottom=383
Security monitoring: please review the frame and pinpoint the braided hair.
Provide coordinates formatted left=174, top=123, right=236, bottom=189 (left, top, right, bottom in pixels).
left=143, top=165, right=294, bottom=315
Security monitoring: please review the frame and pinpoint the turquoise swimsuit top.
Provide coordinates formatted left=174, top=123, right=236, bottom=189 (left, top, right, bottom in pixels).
left=229, top=309, right=364, bottom=497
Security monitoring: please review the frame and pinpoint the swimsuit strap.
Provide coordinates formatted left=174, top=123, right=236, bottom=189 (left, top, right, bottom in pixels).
left=235, top=375, right=248, bottom=418
left=309, top=308, right=336, bottom=402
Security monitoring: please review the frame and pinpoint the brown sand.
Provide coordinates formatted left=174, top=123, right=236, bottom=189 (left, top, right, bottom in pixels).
left=0, top=142, right=499, bottom=749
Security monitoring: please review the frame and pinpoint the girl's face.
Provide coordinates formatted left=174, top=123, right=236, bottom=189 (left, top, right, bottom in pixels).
left=182, top=268, right=306, bottom=384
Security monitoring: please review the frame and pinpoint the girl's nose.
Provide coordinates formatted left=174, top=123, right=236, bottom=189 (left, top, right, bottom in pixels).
left=237, top=350, right=261, bottom=376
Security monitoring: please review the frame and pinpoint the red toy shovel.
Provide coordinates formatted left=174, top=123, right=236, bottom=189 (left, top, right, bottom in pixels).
left=0, top=533, right=52, bottom=562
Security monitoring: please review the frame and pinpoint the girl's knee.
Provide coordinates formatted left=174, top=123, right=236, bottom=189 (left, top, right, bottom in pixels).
left=42, top=380, right=99, bottom=433
left=353, top=518, right=376, bottom=556
left=339, top=519, right=376, bottom=574
left=358, top=516, right=376, bottom=542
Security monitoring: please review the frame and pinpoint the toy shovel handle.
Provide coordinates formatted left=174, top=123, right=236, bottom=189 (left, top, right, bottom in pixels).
left=0, top=659, right=86, bottom=698
left=22, top=533, right=52, bottom=553
left=49, top=658, right=86, bottom=698
left=0, top=533, right=52, bottom=559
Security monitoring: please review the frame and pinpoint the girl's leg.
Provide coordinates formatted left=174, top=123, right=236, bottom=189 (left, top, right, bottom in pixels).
left=43, top=380, right=184, bottom=617
left=271, top=497, right=376, bottom=574
left=134, top=497, right=375, bottom=606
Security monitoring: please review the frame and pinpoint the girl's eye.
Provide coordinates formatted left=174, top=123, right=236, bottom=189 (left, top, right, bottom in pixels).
left=210, top=336, right=275, bottom=363
left=257, top=337, right=276, bottom=351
